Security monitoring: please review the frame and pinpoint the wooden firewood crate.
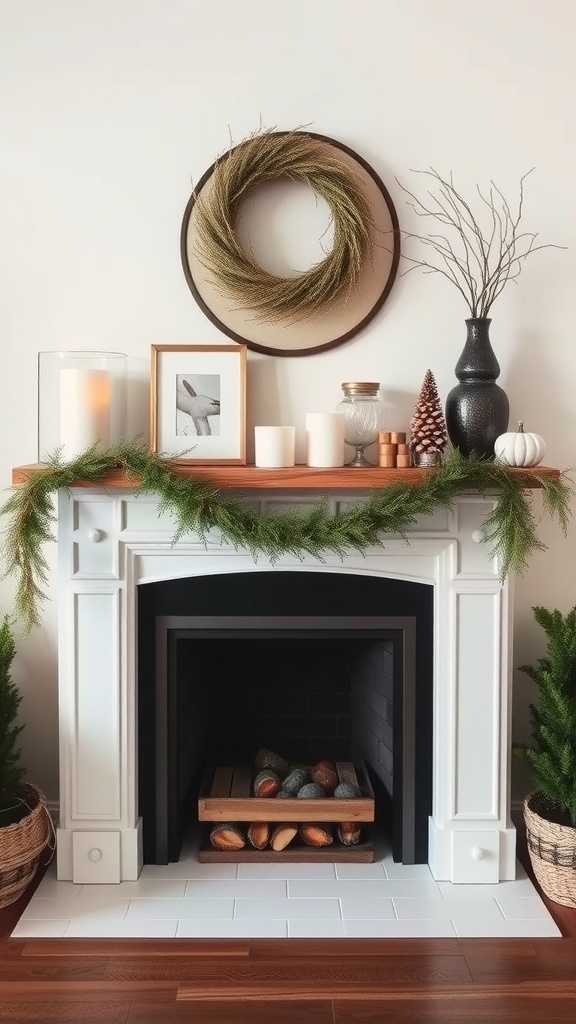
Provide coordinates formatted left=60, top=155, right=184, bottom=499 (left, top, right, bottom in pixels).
left=198, top=761, right=375, bottom=862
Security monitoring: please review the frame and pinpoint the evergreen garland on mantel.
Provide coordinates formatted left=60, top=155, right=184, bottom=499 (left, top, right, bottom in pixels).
left=1, top=441, right=573, bottom=634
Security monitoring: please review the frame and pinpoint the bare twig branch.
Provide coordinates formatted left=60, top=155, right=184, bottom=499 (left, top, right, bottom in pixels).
left=397, top=168, right=565, bottom=317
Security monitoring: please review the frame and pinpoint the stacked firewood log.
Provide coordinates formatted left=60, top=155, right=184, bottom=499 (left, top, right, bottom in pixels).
left=209, top=748, right=363, bottom=852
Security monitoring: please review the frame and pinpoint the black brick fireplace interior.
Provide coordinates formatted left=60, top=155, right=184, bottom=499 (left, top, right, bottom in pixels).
left=137, top=572, right=433, bottom=866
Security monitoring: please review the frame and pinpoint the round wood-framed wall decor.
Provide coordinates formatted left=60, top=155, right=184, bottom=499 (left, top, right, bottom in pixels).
left=180, top=131, right=400, bottom=357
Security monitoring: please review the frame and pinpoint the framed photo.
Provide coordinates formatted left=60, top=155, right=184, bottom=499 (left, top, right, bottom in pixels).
left=151, top=344, right=247, bottom=463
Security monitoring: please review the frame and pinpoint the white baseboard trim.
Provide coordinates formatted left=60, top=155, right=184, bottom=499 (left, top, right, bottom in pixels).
left=46, top=800, right=59, bottom=827
left=510, top=798, right=526, bottom=825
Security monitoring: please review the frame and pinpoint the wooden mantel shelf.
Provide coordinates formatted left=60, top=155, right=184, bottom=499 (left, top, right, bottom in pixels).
left=12, top=463, right=561, bottom=490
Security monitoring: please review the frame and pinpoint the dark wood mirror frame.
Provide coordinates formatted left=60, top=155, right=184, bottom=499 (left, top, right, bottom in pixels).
left=180, top=132, right=401, bottom=357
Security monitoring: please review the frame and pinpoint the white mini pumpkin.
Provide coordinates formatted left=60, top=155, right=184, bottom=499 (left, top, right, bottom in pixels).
left=494, top=422, right=546, bottom=467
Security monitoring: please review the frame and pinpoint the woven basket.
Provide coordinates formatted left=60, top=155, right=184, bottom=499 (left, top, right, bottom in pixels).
left=0, top=783, right=54, bottom=909
left=524, top=792, right=576, bottom=908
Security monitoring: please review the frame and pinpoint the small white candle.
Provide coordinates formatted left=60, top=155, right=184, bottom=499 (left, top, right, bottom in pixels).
left=60, top=368, right=111, bottom=459
left=305, top=412, right=345, bottom=467
left=254, top=426, right=296, bottom=468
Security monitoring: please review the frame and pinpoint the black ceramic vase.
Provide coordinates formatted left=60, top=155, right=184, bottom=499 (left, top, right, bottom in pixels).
left=445, top=318, right=509, bottom=459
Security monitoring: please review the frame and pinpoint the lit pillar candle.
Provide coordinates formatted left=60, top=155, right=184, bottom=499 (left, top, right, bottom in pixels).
left=59, top=368, right=111, bottom=459
left=305, top=412, right=345, bottom=467
left=254, top=426, right=295, bottom=468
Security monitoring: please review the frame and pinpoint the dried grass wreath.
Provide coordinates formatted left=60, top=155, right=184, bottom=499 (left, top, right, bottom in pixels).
left=192, top=130, right=375, bottom=321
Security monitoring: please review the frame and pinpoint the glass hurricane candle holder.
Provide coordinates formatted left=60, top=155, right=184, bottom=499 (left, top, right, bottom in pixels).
left=38, top=351, right=127, bottom=463
left=336, top=382, right=383, bottom=467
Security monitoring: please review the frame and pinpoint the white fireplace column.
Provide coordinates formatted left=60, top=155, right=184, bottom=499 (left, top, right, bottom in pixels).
left=55, top=487, right=516, bottom=884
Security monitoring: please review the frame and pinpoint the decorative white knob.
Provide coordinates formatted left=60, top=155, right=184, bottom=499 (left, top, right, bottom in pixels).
left=471, top=529, right=486, bottom=544
left=471, top=846, right=485, bottom=861
left=88, top=848, right=103, bottom=862
left=88, top=528, right=103, bottom=543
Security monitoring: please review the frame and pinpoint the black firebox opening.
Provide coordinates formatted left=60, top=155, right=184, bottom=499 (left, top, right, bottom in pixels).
left=138, top=572, right=433, bottom=866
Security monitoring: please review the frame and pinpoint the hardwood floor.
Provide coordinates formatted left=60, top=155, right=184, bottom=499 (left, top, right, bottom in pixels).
left=2, top=852, right=576, bottom=1022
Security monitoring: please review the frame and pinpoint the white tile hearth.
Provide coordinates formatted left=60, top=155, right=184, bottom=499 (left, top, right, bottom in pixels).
left=12, top=838, right=562, bottom=940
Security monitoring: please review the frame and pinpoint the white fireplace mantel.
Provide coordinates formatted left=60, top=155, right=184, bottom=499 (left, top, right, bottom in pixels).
left=49, top=479, right=517, bottom=886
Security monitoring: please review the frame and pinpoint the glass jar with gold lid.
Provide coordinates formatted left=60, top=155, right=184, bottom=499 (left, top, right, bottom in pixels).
left=336, top=382, right=383, bottom=467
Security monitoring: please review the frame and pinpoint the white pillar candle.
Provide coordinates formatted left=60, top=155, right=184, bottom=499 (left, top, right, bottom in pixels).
left=254, top=426, right=296, bottom=468
left=305, top=412, right=345, bottom=467
left=60, top=368, right=111, bottom=459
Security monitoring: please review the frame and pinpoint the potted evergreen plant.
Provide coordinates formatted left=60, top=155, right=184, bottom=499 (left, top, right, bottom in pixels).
left=0, top=613, right=52, bottom=908
left=514, top=605, right=576, bottom=907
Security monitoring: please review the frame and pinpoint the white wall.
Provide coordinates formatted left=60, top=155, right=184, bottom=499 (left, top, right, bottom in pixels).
left=1, top=0, right=575, bottom=803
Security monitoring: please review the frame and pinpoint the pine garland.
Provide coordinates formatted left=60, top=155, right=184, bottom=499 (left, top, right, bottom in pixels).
left=0, top=614, right=25, bottom=821
left=0, top=441, right=573, bottom=634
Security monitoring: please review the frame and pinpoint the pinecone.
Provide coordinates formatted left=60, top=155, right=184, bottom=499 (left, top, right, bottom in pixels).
left=410, top=369, right=448, bottom=454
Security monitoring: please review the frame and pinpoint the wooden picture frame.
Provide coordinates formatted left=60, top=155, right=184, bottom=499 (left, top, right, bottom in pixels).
left=150, top=344, right=246, bottom=464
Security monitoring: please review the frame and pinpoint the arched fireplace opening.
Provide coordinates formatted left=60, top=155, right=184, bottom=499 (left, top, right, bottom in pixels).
left=137, top=571, right=433, bottom=866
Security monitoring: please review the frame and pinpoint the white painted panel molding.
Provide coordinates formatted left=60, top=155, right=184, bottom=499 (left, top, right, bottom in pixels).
left=73, top=497, right=119, bottom=577
left=454, top=591, right=500, bottom=819
left=73, top=590, right=121, bottom=819
left=452, top=829, right=500, bottom=883
left=72, top=830, right=121, bottom=884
